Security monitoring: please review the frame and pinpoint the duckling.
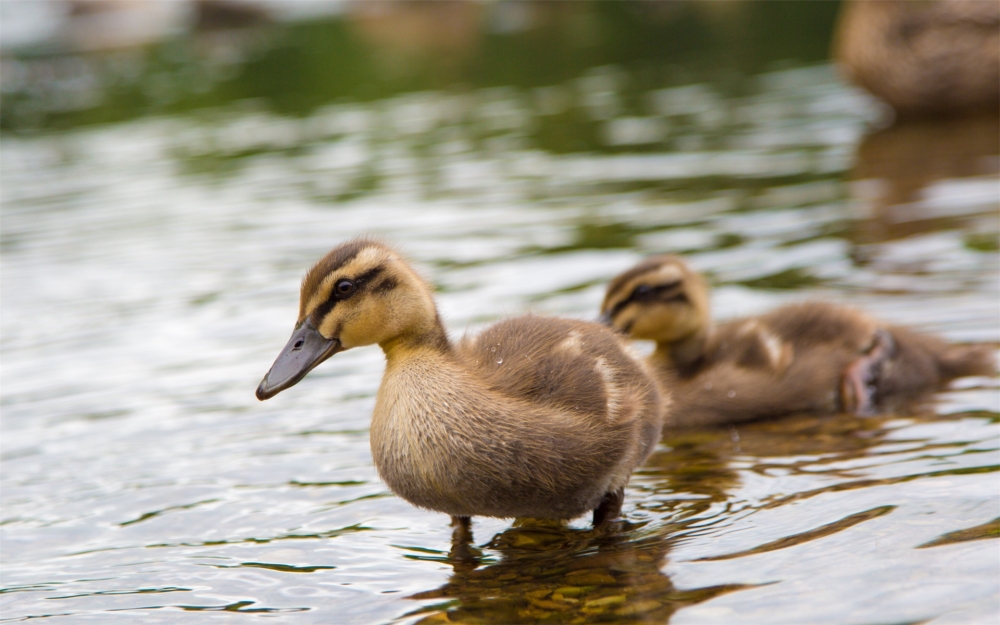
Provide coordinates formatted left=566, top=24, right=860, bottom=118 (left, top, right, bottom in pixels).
left=600, top=255, right=994, bottom=427
left=257, top=238, right=665, bottom=527
left=833, top=0, right=1000, bottom=116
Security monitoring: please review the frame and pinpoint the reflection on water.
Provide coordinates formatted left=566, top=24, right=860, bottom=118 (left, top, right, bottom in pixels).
left=2, top=4, right=999, bottom=624
left=406, top=523, right=750, bottom=624
left=1, top=1, right=841, bottom=132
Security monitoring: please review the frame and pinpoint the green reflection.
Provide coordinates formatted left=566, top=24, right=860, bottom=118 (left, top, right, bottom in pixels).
left=216, top=561, right=336, bottom=573
left=1, top=1, right=843, bottom=133
left=146, top=522, right=371, bottom=548
left=47, top=586, right=192, bottom=600
left=736, top=267, right=823, bottom=290
left=918, top=517, right=1000, bottom=549
left=695, top=505, right=896, bottom=561
left=119, top=499, right=219, bottom=527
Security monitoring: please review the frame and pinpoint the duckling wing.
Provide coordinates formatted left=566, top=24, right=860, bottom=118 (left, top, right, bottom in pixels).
left=699, top=304, right=996, bottom=421
left=457, top=315, right=660, bottom=425
left=757, top=302, right=997, bottom=390
left=671, top=347, right=853, bottom=427
left=711, top=303, right=882, bottom=371
left=755, top=303, right=878, bottom=352
left=716, top=319, right=795, bottom=374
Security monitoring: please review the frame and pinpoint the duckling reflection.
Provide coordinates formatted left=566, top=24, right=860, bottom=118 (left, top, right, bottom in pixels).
left=408, top=522, right=750, bottom=624
left=834, top=0, right=1000, bottom=117
left=850, top=114, right=1000, bottom=242
left=408, top=409, right=910, bottom=624
left=637, top=408, right=906, bottom=530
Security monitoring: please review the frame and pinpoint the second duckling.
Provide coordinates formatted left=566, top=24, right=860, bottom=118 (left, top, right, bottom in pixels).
left=601, top=255, right=994, bottom=426
left=257, top=238, right=666, bottom=527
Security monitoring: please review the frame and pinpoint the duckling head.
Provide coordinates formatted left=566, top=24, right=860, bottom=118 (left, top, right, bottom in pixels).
left=600, top=255, right=711, bottom=346
left=256, top=238, right=443, bottom=400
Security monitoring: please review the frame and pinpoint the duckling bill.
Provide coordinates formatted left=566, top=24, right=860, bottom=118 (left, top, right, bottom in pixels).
left=601, top=255, right=995, bottom=426
left=258, top=238, right=666, bottom=526
left=257, top=320, right=341, bottom=400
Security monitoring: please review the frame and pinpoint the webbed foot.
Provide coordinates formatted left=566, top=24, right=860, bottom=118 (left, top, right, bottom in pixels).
left=448, top=516, right=478, bottom=571
left=592, top=487, right=625, bottom=528
left=842, top=328, right=896, bottom=416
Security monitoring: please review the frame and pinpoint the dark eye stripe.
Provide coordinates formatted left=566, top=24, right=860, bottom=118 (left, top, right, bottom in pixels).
left=607, top=280, right=684, bottom=322
left=354, top=266, right=384, bottom=288
left=311, top=297, right=337, bottom=323
left=608, top=299, right=631, bottom=323
left=310, top=266, right=385, bottom=322
left=638, top=280, right=681, bottom=300
left=372, top=277, right=398, bottom=293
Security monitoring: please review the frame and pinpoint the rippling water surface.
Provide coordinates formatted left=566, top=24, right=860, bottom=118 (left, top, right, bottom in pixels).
left=2, top=7, right=999, bottom=624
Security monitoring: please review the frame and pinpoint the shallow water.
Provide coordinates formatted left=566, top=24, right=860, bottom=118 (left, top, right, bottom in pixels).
left=2, top=6, right=999, bottom=624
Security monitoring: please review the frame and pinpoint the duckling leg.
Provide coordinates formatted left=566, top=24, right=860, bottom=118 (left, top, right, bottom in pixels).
left=592, top=487, right=625, bottom=527
left=448, top=516, right=478, bottom=570
left=451, top=515, right=472, bottom=542
left=842, top=329, right=896, bottom=416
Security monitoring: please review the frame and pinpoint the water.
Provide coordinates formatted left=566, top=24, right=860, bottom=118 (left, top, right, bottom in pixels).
left=2, top=5, right=999, bottom=624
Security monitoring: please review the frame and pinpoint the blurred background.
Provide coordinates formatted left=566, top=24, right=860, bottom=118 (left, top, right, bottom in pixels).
left=2, top=1, right=998, bottom=624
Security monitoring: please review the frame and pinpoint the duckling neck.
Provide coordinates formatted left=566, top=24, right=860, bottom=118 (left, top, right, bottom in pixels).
left=371, top=325, right=496, bottom=518
left=654, top=325, right=715, bottom=376
left=380, top=314, right=452, bottom=361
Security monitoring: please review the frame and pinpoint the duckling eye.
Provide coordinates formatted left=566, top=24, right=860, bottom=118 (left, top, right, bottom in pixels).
left=335, top=279, right=355, bottom=298
left=631, top=280, right=682, bottom=302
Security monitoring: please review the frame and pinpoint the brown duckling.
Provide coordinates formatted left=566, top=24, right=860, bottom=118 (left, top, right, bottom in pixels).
left=257, top=238, right=665, bottom=527
left=833, top=0, right=1000, bottom=116
left=600, top=255, right=994, bottom=427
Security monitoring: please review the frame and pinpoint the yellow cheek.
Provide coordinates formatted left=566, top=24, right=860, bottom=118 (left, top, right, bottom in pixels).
left=631, top=313, right=667, bottom=341
left=622, top=307, right=666, bottom=341
left=628, top=304, right=697, bottom=342
left=336, top=305, right=393, bottom=349
left=662, top=307, right=700, bottom=340
left=318, top=312, right=342, bottom=339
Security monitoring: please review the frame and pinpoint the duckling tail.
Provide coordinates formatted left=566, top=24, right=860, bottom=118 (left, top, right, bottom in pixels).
left=873, top=327, right=996, bottom=404
left=934, top=343, right=997, bottom=380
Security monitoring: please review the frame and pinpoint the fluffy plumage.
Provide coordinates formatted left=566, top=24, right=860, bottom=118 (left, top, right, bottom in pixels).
left=259, top=238, right=666, bottom=525
left=601, top=255, right=995, bottom=427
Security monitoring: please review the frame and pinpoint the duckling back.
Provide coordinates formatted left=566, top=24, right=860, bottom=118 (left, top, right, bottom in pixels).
left=661, top=303, right=872, bottom=425
left=732, top=304, right=995, bottom=412
left=461, top=316, right=661, bottom=430
left=670, top=302, right=995, bottom=423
